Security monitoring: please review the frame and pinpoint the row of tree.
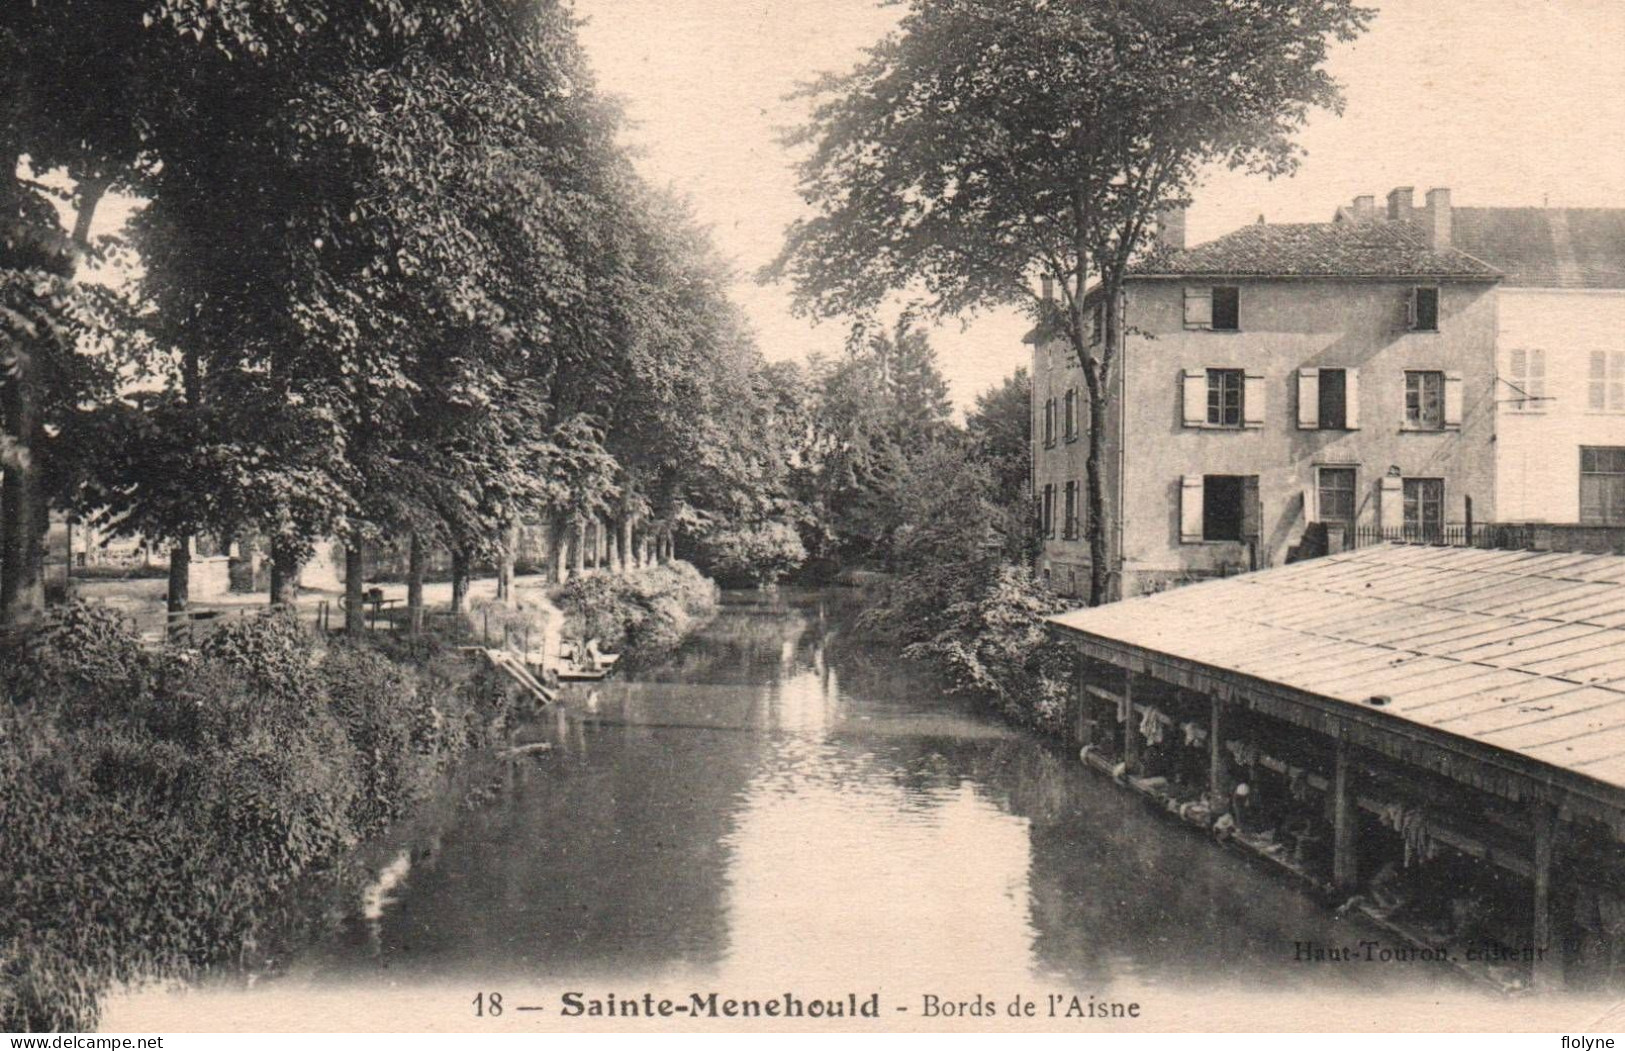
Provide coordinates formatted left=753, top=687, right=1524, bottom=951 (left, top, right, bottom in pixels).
left=1, top=0, right=805, bottom=630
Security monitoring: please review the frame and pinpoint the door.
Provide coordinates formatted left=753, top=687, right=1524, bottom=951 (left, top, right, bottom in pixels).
left=1403, top=478, right=1444, bottom=542
left=1317, top=467, right=1357, bottom=545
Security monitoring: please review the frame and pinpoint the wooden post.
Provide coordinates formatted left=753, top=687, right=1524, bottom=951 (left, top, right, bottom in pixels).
left=1122, top=670, right=1139, bottom=773
left=1532, top=800, right=1564, bottom=990
left=1208, top=694, right=1224, bottom=806
left=1333, top=738, right=1359, bottom=892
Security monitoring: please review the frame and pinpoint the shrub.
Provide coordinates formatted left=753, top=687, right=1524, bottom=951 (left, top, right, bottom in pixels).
left=693, top=520, right=807, bottom=587
left=555, top=560, right=718, bottom=663
left=0, top=602, right=521, bottom=1032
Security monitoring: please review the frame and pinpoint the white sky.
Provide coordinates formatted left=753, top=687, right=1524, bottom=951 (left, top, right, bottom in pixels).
left=574, top=0, right=1625, bottom=411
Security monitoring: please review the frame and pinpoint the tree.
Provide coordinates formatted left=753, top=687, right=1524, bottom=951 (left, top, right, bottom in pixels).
left=768, top=0, right=1371, bottom=604
left=966, top=367, right=1033, bottom=515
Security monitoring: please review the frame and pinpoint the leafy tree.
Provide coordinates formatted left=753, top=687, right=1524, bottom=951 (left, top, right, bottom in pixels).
left=769, top=0, right=1371, bottom=604
left=966, top=368, right=1033, bottom=515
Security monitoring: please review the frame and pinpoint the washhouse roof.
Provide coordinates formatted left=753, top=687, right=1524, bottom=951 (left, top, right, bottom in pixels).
left=1049, top=545, right=1625, bottom=829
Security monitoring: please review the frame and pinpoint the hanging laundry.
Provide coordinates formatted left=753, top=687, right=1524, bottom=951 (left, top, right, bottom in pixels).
left=1139, top=705, right=1166, bottom=746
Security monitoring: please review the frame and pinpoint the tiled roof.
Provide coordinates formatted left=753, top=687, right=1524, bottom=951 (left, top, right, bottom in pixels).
left=1452, top=207, right=1625, bottom=289
left=1049, top=545, right=1625, bottom=827
left=1131, top=220, right=1502, bottom=280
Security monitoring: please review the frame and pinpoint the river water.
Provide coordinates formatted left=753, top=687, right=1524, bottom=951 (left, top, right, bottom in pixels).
left=113, top=587, right=1550, bottom=1030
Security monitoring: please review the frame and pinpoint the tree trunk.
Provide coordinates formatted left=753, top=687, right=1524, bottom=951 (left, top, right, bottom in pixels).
left=497, top=520, right=517, bottom=605
left=549, top=516, right=567, bottom=584
left=1078, top=293, right=1117, bottom=608
left=450, top=548, right=470, bottom=613
left=344, top=544, right=364, bottom=633
left=571, top=520, right=585, bottom=576
left=167, top=538, right=191, bottom=614
left=0, top=167, right=104, bottom=628
left=406, top=532, right=424, bottom=633
left=617, top=516, right=632, bottom=574
left=269, top=540, right=302, bottom=606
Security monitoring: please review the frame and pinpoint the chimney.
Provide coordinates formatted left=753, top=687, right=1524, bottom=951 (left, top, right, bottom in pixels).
left=1423, top=187, right=1451, bottom=249
left=1352, top=194, right=1376, bottom=221
left=1386, top=186, right=1414, bottom=223
left=1155, top=206, right=1186, bottom=252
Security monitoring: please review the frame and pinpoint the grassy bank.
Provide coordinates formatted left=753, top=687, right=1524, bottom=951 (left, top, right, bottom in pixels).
left=0, top=604, right=524, bottom=1032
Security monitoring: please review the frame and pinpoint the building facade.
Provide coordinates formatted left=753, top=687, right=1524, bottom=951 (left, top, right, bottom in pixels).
left=1033, top=186, right=1502, bottom=600
left=1447, top=207, right=1625, bottom=525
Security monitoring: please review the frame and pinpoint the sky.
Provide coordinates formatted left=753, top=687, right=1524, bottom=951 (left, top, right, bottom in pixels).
left=573, top=0, right=1625, bottom=411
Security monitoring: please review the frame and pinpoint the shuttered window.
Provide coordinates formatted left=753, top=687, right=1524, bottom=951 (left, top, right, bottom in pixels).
left=1405, top=371, right=1445, bottom=430
left=1590, top=351, right=1625, bottom=412
left=1184, top=286, right=1239, bottom=330
left=1207, top=369, right=1244, bottom=427
left=1409, top=287, right=1440, bottom=331
left=1063, top=481, right=1079, bottom=539
left=1181, top=474, right=1259, bottom=543
left=1064, top=388, right=1078, bottom=441
left=1507, top=348, right=1546, bottom=412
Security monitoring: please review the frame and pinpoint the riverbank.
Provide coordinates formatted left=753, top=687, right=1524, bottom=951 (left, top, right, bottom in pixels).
left=0, top=604, right=520, bottom=1032
left=0, top=561, right=721, bottom=1032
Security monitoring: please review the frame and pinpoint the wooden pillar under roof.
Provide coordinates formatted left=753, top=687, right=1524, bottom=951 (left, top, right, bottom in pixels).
left=1333, top=738, right=1359, bottom=892
left=1532, top=800, right=1564, bottom=990
left=1209, top=693, right=1224, bottom=806
left=1122, top=669, right=1139, bottom=774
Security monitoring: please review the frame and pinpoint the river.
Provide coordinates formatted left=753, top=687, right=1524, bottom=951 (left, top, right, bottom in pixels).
left=113, top=587, right=1562, bottom=1031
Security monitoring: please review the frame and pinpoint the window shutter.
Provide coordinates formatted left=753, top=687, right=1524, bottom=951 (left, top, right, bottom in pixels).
left=1182, top=369, right=1207, bottom=427
left=1443, top=371, right=1464, bottom=427
left=1345, top=368, right=1361, bottom=429
left=1305, top=485, right=1319, bottom=524
left=1243, top=372, right=1266, bottom=428
left=1379, top=476, right=1404, bottom=532
left=1405, top=289, right=1418, bottom=330
left=1183, top=287, right=1212, bottom=329
left=1241, top=476, right=1261, bottom=539
left=1180, top=475, right=1205, bottom=543
left=1297, top=368, right=1320, bottom=429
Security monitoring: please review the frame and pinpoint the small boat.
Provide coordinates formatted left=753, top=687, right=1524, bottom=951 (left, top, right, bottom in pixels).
left=554, top=638, right=620, bottom=681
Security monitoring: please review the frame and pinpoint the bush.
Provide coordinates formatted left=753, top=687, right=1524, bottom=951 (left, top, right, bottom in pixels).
left=693, top=520, right=807, bottom=587
left=864, top=560, right=1075, bottom=737
left=555, top=560, right=718, bottom=663
left=0, top=603, right=519, bottom=1032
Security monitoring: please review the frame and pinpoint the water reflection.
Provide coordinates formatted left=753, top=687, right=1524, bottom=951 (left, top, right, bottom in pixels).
left=118, top=588, right=1478, bottom=1024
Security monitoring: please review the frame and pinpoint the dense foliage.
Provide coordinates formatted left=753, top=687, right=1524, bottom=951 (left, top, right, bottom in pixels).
left=0, top=604, right=517, bottom=1031
left=556, top=560, right=719, bottom=663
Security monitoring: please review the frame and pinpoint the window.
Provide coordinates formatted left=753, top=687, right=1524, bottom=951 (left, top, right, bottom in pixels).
left=1091, top=302, right=1104, bottom=344
left=1042, top=484, right=1055, bottom=538
left=1043, top=398, right=1056, bottom=447
left=1064, top=388, right=1078, bottom=442
left=1318, top=368, right=1348, bottom=430
left=1063, top=480, right=1079, bottom=539
left=1202, top=475, right=1251, bottom=542
left=1409, top=287, right=1439, bottom=332
left=1317, top=467, right=1357, bottom=533
left=1590, top=351, right=1625, bottom=412
left=1211, top=286, right=1240, bottom=331
left=1183, top=286, right=1240, bottom=330
left=1405, top=371, right=1445, bottom=430
left=1206, top=368, right=1244, bottom=427
left=1403, top=478, right=1444, bottom=540
left=1507, top=348, right=1547, bottom=412
left=1580, top=447, right=1625, bottom=525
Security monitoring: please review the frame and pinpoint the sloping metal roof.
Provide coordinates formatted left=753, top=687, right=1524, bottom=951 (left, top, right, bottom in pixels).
left=1452, top=207, right=1625, bottom=289
left=1048, top=545, right=1625, bottom=821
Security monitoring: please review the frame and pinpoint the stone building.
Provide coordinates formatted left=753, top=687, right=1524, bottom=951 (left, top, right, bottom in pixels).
left=1031, top=186, right=1502, bottom=600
